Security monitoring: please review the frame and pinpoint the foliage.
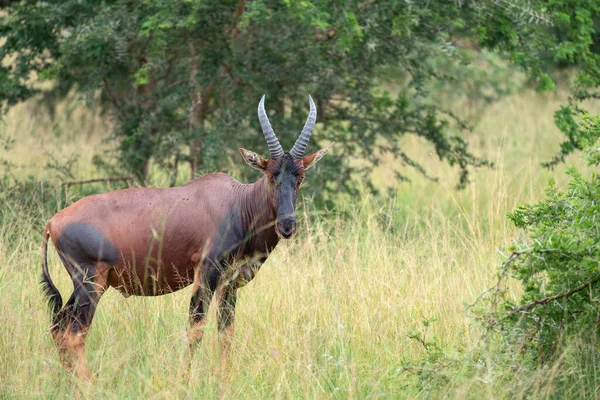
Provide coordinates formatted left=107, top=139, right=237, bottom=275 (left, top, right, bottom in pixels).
left=426, top=48, right=526, bottom=122
left=484, top=114, right=600, bottom=361
left=471, top=0, right=600, bottom=167
left=1, top=0, right=599, bottom=196
left=0, top=0, right=512, bottom=194
left=541, top=0, right=600, bottom=167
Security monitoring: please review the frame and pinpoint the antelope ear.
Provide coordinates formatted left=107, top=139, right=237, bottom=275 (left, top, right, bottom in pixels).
left=302, top=142, right=335, bottom=170
left=239, top=148, right=268, bottom=171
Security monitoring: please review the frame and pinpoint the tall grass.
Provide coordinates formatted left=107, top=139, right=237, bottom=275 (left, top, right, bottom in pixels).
left=0, top=88, right=598, bottom=398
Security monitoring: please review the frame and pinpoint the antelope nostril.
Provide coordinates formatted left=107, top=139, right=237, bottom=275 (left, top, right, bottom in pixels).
left=277, top=218, right=297, bottom=238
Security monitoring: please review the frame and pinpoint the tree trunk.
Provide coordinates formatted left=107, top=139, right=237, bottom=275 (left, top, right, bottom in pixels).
left=143, top=158, right=151, bottom=185
left=169, top=155, right=179, bottom=187
left=188, top=42, right=216, bottom=179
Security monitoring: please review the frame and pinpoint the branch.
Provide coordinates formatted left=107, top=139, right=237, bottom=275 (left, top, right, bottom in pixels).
left=229, top=0, right=246, bottom=38
left=506, top=276, right=600, bottom=318
left=490, top=0, right=554, bottom=26
left=62, top=175, right=135, bottom=186
left=357, top=0, right=376, bottom=11
left=407, top=334, right=431, bottom=354
left=398, top=151, right=438, bottom=182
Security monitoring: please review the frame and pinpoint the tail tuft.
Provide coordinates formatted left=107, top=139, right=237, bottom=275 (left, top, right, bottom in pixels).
left=40, top=272, right=62, bottom=319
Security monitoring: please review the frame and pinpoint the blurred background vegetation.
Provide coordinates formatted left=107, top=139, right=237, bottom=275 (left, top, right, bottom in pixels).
left=2, top=0, right=600, bottom=397
left=2, top=0, right=598, bottom=195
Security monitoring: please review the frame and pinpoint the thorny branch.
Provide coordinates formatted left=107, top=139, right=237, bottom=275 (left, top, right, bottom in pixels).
left=469, top=0, right=554, bottom=26
left=506, top=276, right=600, bottom=318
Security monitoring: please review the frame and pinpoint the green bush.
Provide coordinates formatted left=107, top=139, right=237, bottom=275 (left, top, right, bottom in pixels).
left=485, top=114, right=600, bottom=361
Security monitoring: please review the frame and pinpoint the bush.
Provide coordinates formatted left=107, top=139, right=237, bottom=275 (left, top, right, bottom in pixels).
left=485, top=114, right=600, bottom=361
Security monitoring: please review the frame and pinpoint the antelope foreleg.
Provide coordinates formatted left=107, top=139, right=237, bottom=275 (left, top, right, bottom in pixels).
left=216, top=285, right=237, bottom=375
left=187, top=273, right=215, bottom=359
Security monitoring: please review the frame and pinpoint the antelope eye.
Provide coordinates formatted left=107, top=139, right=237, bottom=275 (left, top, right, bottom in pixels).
left=271, top=172, right=283, bottom=186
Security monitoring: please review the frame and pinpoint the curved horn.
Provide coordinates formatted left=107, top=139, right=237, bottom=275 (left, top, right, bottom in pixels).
left=258, top=95, right=284, bottom=158
left=290, top=95, right=317, bottom=159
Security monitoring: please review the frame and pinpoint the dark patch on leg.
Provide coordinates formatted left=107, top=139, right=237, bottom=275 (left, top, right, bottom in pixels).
left=51, top=264, right=108, bottom=381
left=188, top=265, right=220, bottom=325
left=217, top=286, right=237, bottom=333
left=56, top=222, right=119, bottom=267
left=187, top=210, right=244, bottom=363
left=188, top=288, right=208, bottom=327
left=54, top=270, right=103, bottom=332
left=187, top=263, right=220, bottom=356
left=217, top=285, right=237, bottom=375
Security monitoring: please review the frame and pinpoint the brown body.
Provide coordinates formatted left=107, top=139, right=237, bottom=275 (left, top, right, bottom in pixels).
left=40, top=95, right=334, bottom=381
left=47, top=173, right=278, bottom=298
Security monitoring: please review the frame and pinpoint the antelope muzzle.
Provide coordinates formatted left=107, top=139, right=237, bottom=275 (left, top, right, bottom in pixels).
left=276, top=217, right=297, bottom=239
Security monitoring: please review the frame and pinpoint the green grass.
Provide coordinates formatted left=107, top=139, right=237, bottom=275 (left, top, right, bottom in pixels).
left=0, top=88, right=599, bottom=398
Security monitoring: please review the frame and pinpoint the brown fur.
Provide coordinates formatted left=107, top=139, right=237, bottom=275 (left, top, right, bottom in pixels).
left=47, top=173, right=277, bottom=296
left=42, top=142, right=334, bottom=380
left=52, top=324, right=91, bottom=381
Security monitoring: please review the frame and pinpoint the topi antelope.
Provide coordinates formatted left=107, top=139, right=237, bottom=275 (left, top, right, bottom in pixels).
left=41, top=95, right=334, bottom=380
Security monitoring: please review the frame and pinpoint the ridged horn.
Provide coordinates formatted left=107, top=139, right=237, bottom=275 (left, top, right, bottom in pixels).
left=290, top=95, right=317, bottom=159
left=257, top=95, right=284, bottom=158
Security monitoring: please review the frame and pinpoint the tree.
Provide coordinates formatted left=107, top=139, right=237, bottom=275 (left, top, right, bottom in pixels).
left=1, top=1, right=598, bottom=196
left=1, top=0, right=493, bottom=193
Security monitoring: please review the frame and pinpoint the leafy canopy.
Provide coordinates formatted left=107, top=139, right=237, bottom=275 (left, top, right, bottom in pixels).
left=0, top=0, right=599, bottom=197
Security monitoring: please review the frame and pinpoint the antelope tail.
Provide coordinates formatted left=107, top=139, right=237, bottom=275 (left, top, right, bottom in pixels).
left=40, top=225, right=62, bottom=324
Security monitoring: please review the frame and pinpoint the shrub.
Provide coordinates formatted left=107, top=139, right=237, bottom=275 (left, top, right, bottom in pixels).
left=485, top=114, right=600, bottom=361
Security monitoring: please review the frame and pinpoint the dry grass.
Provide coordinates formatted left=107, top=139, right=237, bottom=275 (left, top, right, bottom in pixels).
left=0, top=87, right=598, bottom=398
